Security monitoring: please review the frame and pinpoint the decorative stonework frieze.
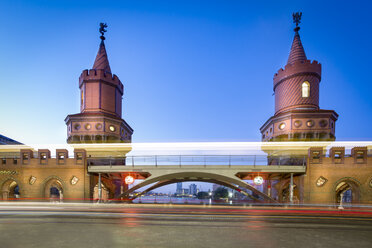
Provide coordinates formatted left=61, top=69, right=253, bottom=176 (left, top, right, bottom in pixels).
left=0, top=170, right=17, bottom=175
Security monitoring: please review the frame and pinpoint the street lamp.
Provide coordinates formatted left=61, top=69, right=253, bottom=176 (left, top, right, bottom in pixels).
left=125, top=175, right=134, bottom=185
left=253, top=176, right=264, bottom=186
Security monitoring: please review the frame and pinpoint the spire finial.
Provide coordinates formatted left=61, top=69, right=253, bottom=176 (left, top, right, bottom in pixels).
left=99, top=22, right=108, bottom=41
left=292, top=12, right=302, bottom=32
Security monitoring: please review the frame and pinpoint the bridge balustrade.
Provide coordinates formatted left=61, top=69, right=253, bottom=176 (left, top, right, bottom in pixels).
left=87, top=155, right=307, bottom=167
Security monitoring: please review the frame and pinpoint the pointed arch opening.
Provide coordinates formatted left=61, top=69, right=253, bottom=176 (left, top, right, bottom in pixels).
left=44, top=178, right=64, bottom=202
left=1, top=179, right=20, bottom=201
left=335, top=180, right=360, bottom=205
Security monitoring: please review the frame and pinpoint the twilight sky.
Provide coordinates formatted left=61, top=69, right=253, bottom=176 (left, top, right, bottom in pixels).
left=1, top=0, right=372, bottom=145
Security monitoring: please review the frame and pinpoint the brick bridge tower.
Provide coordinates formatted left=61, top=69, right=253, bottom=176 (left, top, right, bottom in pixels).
left=260, top=13, right=338, bottom=141
left=65, top=23, right=133, bottom=143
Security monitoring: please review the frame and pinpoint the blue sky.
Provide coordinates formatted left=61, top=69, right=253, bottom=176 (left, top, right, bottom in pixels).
left=1, top=0, right=372, bottom=145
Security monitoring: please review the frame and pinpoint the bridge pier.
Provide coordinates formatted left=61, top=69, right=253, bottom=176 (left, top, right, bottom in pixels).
left=289, top=173, right=294, bottom=204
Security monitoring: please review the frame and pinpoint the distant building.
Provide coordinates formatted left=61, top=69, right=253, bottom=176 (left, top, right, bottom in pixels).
left=189, top=184, right=197, bottom=195
left=212, top=183, right=219, bottom=192
left=176, top=182, right=182, bottom=194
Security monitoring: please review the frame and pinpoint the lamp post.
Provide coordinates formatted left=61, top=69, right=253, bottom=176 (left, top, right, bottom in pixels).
left=289, top=173, right=294, bottom=204
left=98, top=173, right=102, bottom=203
left=228, top=191, right=233, bottom=204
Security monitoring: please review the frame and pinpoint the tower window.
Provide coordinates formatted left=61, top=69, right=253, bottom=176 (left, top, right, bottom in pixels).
left=294, top=120, right=302, bottom=128
left=334, top=152, right=342, bottom=160
left=74, top=124, right=81, bottom=130
left=312, top=151, right=320, bottom=160
left=319, top=120, right=328, bottom=127
left=302, top=81, right=310, bottom=98
left=81, top=90, right=84, bottom=106
left=76, top=153, right=83, bottom=161
left=306, top=120, right=314, bottom=127
left=96, top=123, right=102, bottom=130
left=279, top=123, right=286, bottom=130
left=356, top=151, right=364, bottom=160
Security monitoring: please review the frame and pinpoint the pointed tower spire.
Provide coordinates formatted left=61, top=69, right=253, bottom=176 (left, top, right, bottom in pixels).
left=287, top=12, right=307, bottom=64
left=93, top=23, right=111, bottom=73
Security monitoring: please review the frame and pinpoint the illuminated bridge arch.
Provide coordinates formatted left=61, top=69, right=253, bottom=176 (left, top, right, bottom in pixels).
left=120, top=172, right=276, bottom=202
left=138, top=178, right=257, bottom=200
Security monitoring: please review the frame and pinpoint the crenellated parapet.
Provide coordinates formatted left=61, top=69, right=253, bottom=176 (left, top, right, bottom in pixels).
left=79, top=69, right=123, bottom=95
left=273, top=60, right=321, bottom=90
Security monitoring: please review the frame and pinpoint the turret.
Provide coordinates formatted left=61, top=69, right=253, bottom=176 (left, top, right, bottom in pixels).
left=273, top=17, right=321, bottom=115
left=260, top=13, right=338, bottom=142
left=65, top=23, right=133, bottom=143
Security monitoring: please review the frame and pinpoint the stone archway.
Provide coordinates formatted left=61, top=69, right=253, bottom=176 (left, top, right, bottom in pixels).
left=334, top=179, right=360, bottom=204
left=44, top=178, right=64, bottom=202
left=1, top=179, right=20, bottom=201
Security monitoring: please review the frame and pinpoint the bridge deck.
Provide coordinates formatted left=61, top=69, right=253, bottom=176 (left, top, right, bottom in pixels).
left=88, top=165, right=306, bottom=174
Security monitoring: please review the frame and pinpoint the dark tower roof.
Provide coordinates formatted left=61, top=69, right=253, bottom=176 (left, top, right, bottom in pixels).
left=0, top=134, right=22, bottom=145
left=287, top=31, right=307, bottom=65
left=92, top=40, right=112, bottom=73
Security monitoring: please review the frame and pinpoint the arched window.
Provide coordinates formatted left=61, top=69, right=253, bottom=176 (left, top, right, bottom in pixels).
left=81, top=90, right=84, bottom=106
left=302, top=81, right=310, bottom=98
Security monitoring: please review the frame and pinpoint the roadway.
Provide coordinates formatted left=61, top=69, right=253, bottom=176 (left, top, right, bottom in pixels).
left=0, top=203, right=371, bottom=248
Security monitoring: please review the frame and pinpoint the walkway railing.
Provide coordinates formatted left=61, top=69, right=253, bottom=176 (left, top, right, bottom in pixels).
left=87, top=155, right=307, bottom=167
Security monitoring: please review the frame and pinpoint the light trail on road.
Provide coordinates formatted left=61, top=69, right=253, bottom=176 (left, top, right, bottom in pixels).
left=0, top=203, right=371, bottom=248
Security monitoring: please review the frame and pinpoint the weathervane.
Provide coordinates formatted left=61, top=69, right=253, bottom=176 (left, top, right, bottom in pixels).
left=99, top=22, right=108, bottom=40
left=292, top=12, right=302, bottom=32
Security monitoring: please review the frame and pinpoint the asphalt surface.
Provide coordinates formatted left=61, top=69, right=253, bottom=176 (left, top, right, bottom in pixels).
left=0, top=203, right=371, bottom=248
